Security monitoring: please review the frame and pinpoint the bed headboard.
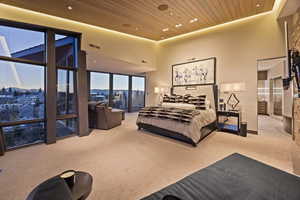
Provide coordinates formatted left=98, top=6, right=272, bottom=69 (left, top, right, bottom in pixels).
left=171, top=85, right=218, bottom=111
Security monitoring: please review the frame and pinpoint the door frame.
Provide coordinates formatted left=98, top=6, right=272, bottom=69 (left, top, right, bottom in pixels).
left=256, top=56, right=286, bottom=134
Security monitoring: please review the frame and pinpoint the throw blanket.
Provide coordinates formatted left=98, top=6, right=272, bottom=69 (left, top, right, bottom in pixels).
left=138, top=106, right=202, bottom=123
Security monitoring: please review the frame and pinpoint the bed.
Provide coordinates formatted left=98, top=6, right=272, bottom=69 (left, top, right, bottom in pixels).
left=141, top=153, right=300, bottom=200
left=136, top=85, right=218, bottom=146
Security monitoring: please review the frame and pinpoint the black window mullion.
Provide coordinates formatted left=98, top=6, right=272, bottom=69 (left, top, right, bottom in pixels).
left=128, top=76, right=132, bottom=112
left=87, top=71, right=91, bottom=100
left=66, top=70, right=70, bottom=115
left=0, top=56, right=45, bottom=67
left=46, top=30, right=57, bottom=144
left=109, top=73, right=113, bottom=107
left=0, top=20, right=83, bottom=153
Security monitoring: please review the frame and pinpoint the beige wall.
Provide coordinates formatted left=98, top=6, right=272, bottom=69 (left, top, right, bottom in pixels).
left=0, top=2, right=288, bottom=131
left=0, top=3, right=157, bottom=72
left=147, top=13, right=286, bottom=131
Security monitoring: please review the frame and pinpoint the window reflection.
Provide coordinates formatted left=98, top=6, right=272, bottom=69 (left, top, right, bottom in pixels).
left=57, top=69, right=76, bottom=115
left=113, top=75, right=128, bottom=110
left=132, top=76, right=145, bottom=112
left=90, top=72, right=109, bottom=103
left=0, top=60, right=45, bottom=122
left=3, top=122, right=45, bottom=149
left=56, top=118, right=77, bottom=138
left=0, top=25, right=45, bottom=63
left=55, top=34, right=77, bottom=67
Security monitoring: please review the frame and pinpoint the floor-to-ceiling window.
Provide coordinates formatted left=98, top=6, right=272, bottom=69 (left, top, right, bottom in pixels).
left=0, top=21, right=80, bottom=150
left=113, top=74, right=129, bottom=111
left=88, top=72, right=145, bottom=112
left=90, top=72, right=109, bottom=103
left=55, top=34, right=78, bottom=138
left=0, top=25, right=46, bottom=149
left=131, top=76, right=145, bottom=112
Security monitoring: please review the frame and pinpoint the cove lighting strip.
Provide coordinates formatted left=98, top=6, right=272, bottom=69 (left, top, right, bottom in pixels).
left=0, top=0, right=283, bottom=43
left=0, top=3, right=155, bottom=43
left=158, top=0, right=283, bottom=43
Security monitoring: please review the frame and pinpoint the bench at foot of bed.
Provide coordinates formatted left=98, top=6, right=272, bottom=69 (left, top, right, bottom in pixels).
left=141, top=153, right=300, bottom=200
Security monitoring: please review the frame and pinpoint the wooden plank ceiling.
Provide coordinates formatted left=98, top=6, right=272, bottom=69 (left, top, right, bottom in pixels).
left=0, top=0, right=275, bottom=41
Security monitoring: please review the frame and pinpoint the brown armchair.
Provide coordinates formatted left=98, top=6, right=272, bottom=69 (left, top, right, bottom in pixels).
left=88, top=102, right=123, bottom=130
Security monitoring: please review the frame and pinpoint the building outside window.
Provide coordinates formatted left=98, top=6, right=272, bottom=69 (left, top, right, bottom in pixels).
left=0, top=22, right=80, bottom=150
left=89, top=72, right=145, bottom=112
left=55, top=34, right=78, bottom=138
left=131, top=76, right=145, bottom=112
left=0, top=25, right=46, bottom=149
left=90, top=72, right=109, bottom=103
left=113, top=74, right=129, bottom=111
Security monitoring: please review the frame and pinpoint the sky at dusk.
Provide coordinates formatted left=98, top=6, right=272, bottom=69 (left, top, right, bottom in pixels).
left=0, top=25, right=144, bottom=91
left=90, top=72, right=145, bottom=91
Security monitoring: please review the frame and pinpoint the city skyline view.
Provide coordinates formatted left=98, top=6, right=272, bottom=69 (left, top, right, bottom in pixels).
left=0, top=22, right=146, bottom=150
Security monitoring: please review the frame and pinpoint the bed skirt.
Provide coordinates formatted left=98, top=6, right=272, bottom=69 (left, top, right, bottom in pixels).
left=137, top=120, right=217, bottom=147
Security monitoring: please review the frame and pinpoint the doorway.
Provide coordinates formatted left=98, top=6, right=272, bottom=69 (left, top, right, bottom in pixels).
left=257, top=57, right=292, bottom=138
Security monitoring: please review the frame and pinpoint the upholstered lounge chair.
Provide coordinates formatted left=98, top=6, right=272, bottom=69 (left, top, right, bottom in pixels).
left=88, top=102, right=123, bottom=130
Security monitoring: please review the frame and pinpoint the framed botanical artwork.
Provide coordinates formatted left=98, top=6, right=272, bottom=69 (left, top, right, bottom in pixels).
left=172, top=57, right=216, bottom=86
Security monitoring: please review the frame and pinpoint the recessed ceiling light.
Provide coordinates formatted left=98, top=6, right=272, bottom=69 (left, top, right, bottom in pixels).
left=122, top=23, right=131, bottom=27
left=67, top=5, right=72, bottom=10
left=158, top=4, right=169, bottom=11
left=175, top=24, right=182, bottom=28
left=190, top=18, right=198, bottom=23
left=162, top=28, right=169, bottom=32
left=256, top=3, right=261, bottom=7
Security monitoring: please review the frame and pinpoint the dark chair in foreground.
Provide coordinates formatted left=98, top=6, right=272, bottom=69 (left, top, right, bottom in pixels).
left=88, top=101, right=123, bottom=130
left=26, top=171, right=93, bottom=200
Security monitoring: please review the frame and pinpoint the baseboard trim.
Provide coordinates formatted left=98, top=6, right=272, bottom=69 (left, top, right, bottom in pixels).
left=247, top=130, right=258, bottom=134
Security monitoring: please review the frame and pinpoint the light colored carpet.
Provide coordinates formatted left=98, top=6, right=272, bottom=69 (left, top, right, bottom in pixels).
left=258, top=115, right=290, bottom=138
left=0, top=113, right=297, bottom=200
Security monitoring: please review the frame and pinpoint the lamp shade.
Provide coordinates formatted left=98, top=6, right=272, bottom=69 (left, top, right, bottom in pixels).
left=232, top=82, right=246, bottom=92
left=220, top=82, right=246, bottom=92
left=154, top=87, right=160, bottom=94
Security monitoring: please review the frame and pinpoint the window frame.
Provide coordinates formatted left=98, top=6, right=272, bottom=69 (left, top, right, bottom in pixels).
left=56, top=67, right=79, bottom=138
left=112, top=73, right=130, bottom=111
left=0, top=23, right=46, bottom=127
left=0, top=19, right=81, bottom=150
left=131, top=75, right=146, bottom=110
left=89, top=71, right=110, bottom=103
left=87, top=70, right=146, bottom=112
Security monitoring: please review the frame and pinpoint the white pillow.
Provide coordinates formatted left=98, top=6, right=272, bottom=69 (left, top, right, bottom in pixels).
left=161, top=102, right=196, bottom=110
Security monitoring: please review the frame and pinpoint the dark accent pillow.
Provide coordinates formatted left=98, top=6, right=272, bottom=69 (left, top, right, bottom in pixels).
left=175, top=95, right=184, bottom=103
left=187, top=95, right=206, bottom=110
left=163, top=94, right=170, bottom=102
left=168, top=95, right=177, bottom=103
left=183, top=94, right=191, bottom=103
left=162, top=195, right=181, bottom=200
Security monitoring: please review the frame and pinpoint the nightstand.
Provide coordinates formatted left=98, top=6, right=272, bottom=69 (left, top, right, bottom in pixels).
left=217, top=110, right=241, bottom=135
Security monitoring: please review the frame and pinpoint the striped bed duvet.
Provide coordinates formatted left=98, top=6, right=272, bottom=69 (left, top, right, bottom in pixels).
left=136, top=106, right=216, bottom=143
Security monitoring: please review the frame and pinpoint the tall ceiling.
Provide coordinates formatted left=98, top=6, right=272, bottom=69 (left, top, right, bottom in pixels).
left=0, top=0, right=276, bottom=41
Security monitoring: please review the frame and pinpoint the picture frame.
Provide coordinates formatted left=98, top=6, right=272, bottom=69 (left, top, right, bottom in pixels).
left=172, top=57, right=216, bottom=87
